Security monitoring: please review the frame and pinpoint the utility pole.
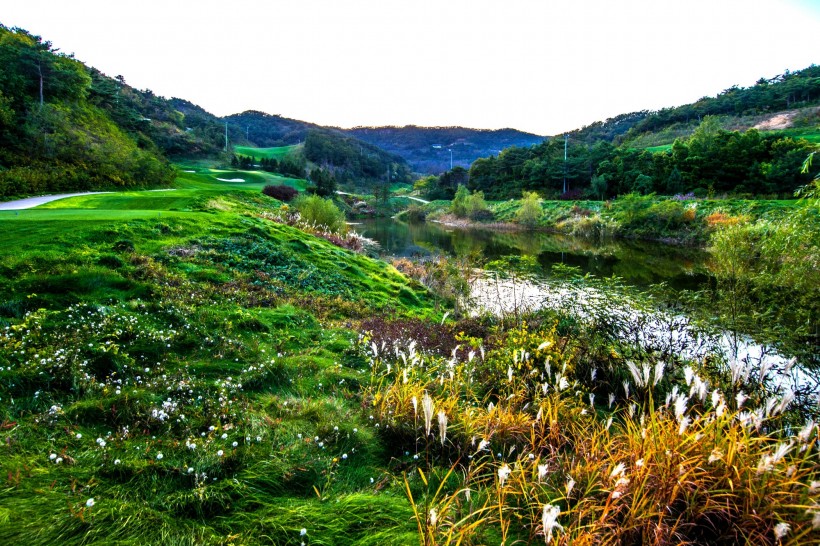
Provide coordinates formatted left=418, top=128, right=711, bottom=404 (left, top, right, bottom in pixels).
left=562, top=134, right=568, bottom=194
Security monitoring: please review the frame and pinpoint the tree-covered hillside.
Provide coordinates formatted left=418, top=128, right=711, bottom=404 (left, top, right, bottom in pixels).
left=453, top=66, right=820, bottom=200
left=567, top=65, right=820, bottom=146
left=0, top=25, right=175, bottom=197
left=466, top=120, right=817, bottom=200
left=223, top=110, right=321, bottom=147
left=304, top=129, right=412, bottom=187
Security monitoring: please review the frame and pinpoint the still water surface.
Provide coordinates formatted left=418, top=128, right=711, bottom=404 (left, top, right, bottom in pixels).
left=356, top=218, right=711, bottom=290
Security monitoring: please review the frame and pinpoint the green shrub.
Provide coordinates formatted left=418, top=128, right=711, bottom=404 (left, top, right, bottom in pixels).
left=514, top=191, right=543, bottom=227
left=293, top=195, right=347, bottom=234
left=451, top=184, right=470, bottom=217
left=405, top=204, right=427, bottom=223
left=571, top=214, right=619, bottom=239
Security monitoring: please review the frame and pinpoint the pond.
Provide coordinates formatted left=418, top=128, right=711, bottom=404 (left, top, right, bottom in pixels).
left=355, top=217, right=818, bottom=398
left=355, top=217, right=711, bottom=290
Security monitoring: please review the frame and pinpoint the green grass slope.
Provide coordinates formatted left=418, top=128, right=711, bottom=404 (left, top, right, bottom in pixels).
left=0, top=175, right=435, bottom=545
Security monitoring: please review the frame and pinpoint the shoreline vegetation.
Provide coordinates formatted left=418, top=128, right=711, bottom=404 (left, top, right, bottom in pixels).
left=398, top=192, right=816, bottom=247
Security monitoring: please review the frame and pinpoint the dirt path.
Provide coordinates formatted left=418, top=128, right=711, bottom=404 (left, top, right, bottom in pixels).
left=0, top=192, right=111, bottom=210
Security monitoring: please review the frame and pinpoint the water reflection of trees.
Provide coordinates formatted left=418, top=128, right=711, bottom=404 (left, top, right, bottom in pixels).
left=359, top=219, right=710, bottom=288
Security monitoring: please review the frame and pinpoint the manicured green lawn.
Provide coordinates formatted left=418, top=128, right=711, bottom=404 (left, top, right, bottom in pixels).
left=234, top=144, right=302, bottom=161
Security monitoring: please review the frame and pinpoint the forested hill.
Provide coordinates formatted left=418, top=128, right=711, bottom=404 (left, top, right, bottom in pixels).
left=0, top=25, right=179, bottom=197
left=222, top=110, right=321, bottom=147
left=345, top=126, right=545, bottom=174
left=568, top=65, right=820, bottom=146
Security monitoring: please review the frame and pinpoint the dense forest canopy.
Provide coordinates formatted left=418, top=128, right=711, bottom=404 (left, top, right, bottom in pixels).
left=0, top=25, right=174, bottom=196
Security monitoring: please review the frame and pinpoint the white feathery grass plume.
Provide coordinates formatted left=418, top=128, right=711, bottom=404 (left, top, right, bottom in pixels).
left=678, top=416, right=691, bottom=435
left=411, top=396, right=418, bottom=418
left=683, top=366, right=694, bottom=386
left=729, top=357, right=749, bottom=385
left=609, top=462, right=626, bottom=480
left=437, top=410, right=448, bottom=446
left=736, top=391, right=747, bottom=409
left=809, top=508, right=820, bottom=530
left=507, top=366, right=514, bottom=383
left=591, top=367, right=597, bottom=381
left=429, top=507, right=438, bottom=527
left=798, top=420, right=816, bottom=443
left=711, top=389, right=722, bottom=409
left=541, top=504, right=563, bottom=544
left=641, top=363, right=651, bottom=388
left=775, top=390, right=794, bottom=416
left=674, top=395, right=688, bottom=422
left=537, top=464, right=548, bottom=482
left=422, top=392, right=434, bottom=436
left=498, top=463, right=511, bottom=487
left=566, top=477, right=575, bottom=496
left=589, top=393, right=595, bottom=407
left=608, top=393, right=615, bottom=409
left=626, top=360, right=643, bottom=387
left=774, top=522, right=790, bottom=540
left=623, top=381, right=630, bottom=399
left=653, top=360, right=665, bottom=386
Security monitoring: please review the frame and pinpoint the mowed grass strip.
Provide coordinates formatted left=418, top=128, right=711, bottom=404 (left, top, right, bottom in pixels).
left=233, top=144, right=302, bottom=161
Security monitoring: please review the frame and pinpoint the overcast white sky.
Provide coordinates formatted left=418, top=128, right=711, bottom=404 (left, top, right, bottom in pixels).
left=3, top=0, right=819, bottom=135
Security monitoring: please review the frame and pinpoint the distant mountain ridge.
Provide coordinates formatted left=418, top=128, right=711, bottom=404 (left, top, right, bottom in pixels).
left=344, top=126, right=545, bottom=174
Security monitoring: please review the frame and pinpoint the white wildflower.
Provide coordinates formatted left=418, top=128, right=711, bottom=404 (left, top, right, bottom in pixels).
left=774, top=522, right=790, bottom=540
left=86, top=498, right=95, bottom=507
